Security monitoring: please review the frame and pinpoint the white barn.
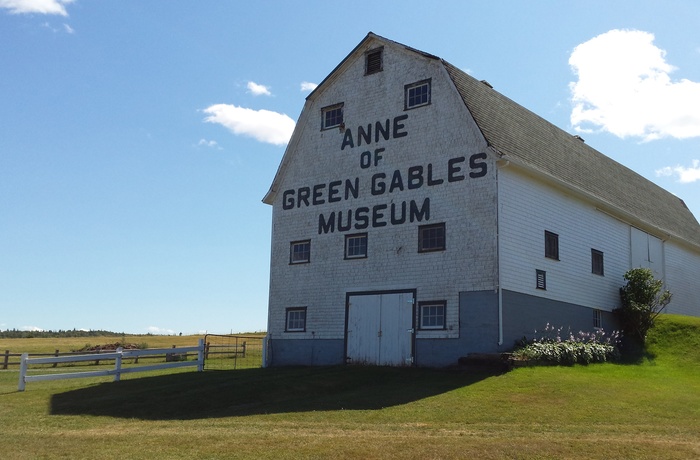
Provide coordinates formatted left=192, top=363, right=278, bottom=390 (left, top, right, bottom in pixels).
left=262, top=33, right=700, bottom=367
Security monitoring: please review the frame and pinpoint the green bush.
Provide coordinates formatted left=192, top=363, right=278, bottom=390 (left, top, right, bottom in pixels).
left=616, top=267, right=671, bottom=347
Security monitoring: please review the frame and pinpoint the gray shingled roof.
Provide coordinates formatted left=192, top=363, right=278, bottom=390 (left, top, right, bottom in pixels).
left=442, top=60, right=700, bottom=249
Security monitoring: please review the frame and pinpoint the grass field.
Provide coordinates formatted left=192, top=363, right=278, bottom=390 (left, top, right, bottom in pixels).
left=1, top=315, right=699, bottom=459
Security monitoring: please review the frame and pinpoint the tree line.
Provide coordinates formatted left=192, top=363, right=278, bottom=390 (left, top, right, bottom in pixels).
left=0, top=329, right=126, bottom=339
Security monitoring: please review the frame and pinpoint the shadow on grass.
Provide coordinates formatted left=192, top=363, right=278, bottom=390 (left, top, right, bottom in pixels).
left=50, top=365, right=502, bottom=420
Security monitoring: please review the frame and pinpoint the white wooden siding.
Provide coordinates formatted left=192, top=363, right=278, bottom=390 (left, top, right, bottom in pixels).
left=267, top=40, right=498, bottom=341
left=498, top=166, right=631, bottom=312
left=664, top=242, right=700, bottom=316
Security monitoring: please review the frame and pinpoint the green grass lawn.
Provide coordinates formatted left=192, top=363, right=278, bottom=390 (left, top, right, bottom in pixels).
left=1, top=315, right=699, bottom=459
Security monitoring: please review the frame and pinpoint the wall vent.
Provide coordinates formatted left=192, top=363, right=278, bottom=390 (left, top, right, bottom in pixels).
left=365, top=48, right=383, bottom=75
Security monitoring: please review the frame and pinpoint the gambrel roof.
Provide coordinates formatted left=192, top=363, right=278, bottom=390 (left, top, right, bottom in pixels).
left=265, top=32, right=700, bottom=250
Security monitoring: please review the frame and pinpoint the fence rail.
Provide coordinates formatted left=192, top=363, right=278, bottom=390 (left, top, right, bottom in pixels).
left=17, top=339, right=205, bottom=391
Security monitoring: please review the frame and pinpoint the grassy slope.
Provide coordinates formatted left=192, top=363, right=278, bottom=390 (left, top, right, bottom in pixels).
left=1, top=315, right=699, bottom=459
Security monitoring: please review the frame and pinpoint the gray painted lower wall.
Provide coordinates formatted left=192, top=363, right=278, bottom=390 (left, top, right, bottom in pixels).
left=500, top=289, right=618, bottom=348
left=415, top=290, right=499, bottom=367
left=268, top=338, right=344, bottom=366
left=267, top=289, right=617, bottom=367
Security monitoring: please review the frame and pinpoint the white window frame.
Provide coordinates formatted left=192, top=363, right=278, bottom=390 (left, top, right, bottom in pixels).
left=593, top=309, right=603, bottom=329
left=285, top=307, right=307, bottom=332
left=321, top=103, right=344, bottom=130
left=419, top=301, right=446, bottom=330
left=345, top=233, right=368, bottom=259
left=290, top=240, right=310, bottom=264
left=405, top=79, right=431, bottom=110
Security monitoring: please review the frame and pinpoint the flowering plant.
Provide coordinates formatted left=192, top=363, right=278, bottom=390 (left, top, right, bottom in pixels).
left=513, top=323, right=622, bottom=365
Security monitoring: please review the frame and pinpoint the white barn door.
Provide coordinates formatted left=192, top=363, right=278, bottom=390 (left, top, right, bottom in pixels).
left=346, top=291, right=414, bottom=366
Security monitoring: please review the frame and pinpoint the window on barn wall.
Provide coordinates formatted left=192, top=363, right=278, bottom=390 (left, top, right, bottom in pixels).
left=321, top=103, right=344, bottom=130
left=591, top=249, right=604, bottom=276
left=544, top=230, right=559, bottom=260
left=536, top=270, right=547, bottom=290
left=285, top=307, right=307, bottom=332
left=365, top=47, right=383, bottom=75
left=418, top=223, right=446, bottom=252
left=405, top=79, right=431, bottom=110
left=593, top=309, right=602, bottom=329
left=290, top=240, right=310, bottom=264
left=419, top=301, right=446, bottom=330
left=345, top=233, right=368, bottom=259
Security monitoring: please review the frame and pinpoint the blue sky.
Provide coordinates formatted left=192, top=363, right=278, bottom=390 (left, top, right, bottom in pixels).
left=1, top=1, right=699, bottom=335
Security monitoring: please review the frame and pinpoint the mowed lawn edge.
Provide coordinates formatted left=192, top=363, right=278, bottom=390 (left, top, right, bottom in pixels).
left=1, top=314, right=699, bottom=459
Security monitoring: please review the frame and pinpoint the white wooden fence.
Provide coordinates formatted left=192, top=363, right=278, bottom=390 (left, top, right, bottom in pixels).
left=18, top=339, right=205, bottom=391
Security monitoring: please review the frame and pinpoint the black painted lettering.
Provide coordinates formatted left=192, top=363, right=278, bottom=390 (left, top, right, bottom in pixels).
left=372, top=204, right=388, bottom=227
left=392, top=114, right=409, bottom=138
left=375, top=119, right=390, bottom=142
left=312, top=184, right=326, bottom=206
left=282, top=189, right=295, bottom=210
left=360, top=151, right=371, bottom=168
left=358, top=124, right=371, bottom=146
left=410, top=198, right=430, bottom=222
left=318, top=212, right=335, bottom=234
left=469, top=152, right=488, bottom=178
left=341, top=128, right=354, bottom=150
left=345, top=178, right=359, bottom=200
left=328, top=180, right=341, bottom=203
left=408, top=166, right=423, bottom=189
left=338, top=210, right=352, bottom=232
left=389, top=170, right=404, bottom=193
left=427, top=163, right=444, bottom=186
left=448, top=157, right=466, bottom=182
left=371, top=173, right=386, bottom=196
left=374, top=147, right=384, bottom=166
left=390, top=201, right=406, bottom=225
left=355, top=207, right=370, bottom=230
left=297, top=187, right=311, bottom=207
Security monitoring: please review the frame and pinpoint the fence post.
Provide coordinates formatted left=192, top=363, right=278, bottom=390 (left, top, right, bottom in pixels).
left=53, top=349, right=59, bottom=368
left=18, top=353, right=28, bottom=392
left=114, top=347, right=123, bottom=382
left=3, top=350, right=8, bottom=370
left=242, top=341, right=247, bottom=358
left=197, top=338, right=204, bottom=372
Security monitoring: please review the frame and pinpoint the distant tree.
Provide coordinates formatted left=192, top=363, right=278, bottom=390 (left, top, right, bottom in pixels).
left=615, top=267, right=672, bottom=346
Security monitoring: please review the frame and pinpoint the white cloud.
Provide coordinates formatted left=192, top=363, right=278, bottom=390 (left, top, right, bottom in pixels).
left=21, top=325, right=44, bottom=331
left=247, top=81, right=272, bottom=96
left=569, top=29, right=700, bottom=142
left=197, top=138, right=220, bottom=149
left=202, top=103, right=295, bottom=146
left=300, top=81, right=318, bottom=92
left=656, top=159, right=700, bottom=183
left=147, top=326, right=175, bottom=335
left=63, top=22, right=73, bottom=33
left=0, top=0, right=74, bottom=16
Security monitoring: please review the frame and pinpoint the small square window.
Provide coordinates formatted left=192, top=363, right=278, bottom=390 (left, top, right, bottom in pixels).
left=591, top=249, right=604, bottom=276
left=419, top=301, right=446, bottom=330
left=365, top=47, right=383, bottom=75
left=285, top=307, right=307, bottom=332
left=290, top=240, right=310, bottom=264
left=345, top=233, right=368, bottom=259
left=321, top=103, right=343, bottom=130
left=419, top=223, right=446, bottom=252
left=593, top=309, right=602, bottom=329
left=405, top=79, right=431, bottom=109
left=536, top=270, right=547, bottom=290
left=545, top=231, right=559, bottom=260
